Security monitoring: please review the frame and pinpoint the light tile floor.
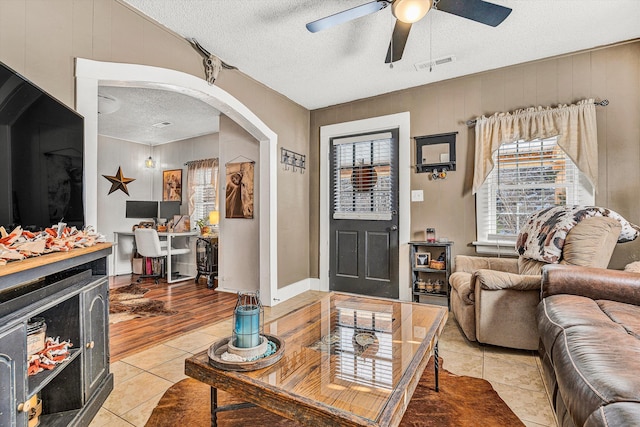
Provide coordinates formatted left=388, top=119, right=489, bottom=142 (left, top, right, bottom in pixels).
left=91, top=291, right=557, bottom=427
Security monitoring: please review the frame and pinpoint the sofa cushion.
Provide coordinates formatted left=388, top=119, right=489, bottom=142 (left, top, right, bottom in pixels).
left=538, top=295, right=640, bottom=427
left=599, top=300, right=640, bottom=339
left=537, top=295, right=620, bottom=356
left=517, top=257, right=545, bottom=275
left=559, top=217, right=620, bottom=267
left=585, top=402, right=640, bottom=427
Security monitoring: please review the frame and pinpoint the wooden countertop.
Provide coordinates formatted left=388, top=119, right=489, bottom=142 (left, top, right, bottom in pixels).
left=0, top=242, right=113, bottom=278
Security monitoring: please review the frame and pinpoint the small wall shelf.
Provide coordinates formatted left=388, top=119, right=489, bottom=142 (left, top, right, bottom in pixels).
left=414, top=132, right=457, bottom=174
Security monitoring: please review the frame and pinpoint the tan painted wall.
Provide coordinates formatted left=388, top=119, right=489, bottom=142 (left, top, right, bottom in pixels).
left=218, top=115, right=260, bottom=291
left=310, top=41, right=640, bottom=273
left=0, top=0, right=310, bottom=287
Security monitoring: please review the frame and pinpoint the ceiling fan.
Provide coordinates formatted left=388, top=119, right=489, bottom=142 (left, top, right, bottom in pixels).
left=306, top=0, right=512, bottom=63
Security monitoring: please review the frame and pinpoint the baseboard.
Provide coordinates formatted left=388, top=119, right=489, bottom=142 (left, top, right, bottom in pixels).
left=215, top=277, right=318, bottom=306
left=270, top=277, right=316, bottom=305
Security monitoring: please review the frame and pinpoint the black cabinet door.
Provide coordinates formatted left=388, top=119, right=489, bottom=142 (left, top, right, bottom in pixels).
left=82, top=278, right=109, bottom=400
left=0, top=324, right=27, bottom=427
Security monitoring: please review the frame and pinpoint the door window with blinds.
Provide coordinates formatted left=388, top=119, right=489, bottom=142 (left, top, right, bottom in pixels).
left=333, top=132, right=394, bottom=220
left=476, top=136, right=594, bottom=248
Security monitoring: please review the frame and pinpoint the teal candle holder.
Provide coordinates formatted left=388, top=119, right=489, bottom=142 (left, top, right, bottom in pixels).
left=232, top=291, right=263, bottom=348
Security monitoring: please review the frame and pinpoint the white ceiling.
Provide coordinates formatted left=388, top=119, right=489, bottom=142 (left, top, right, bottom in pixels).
left=122, top=0, right=640, bottom=110
left=98, top=86, right=220, bottom=145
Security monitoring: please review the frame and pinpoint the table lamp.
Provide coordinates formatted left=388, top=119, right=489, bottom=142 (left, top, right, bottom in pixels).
left=209, top=210, right=219, bottom=226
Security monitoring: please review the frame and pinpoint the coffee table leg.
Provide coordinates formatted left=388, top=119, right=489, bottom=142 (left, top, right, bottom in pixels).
left=434, top=341, right=439, bottom=392
left=211, top=387, right=218, bottom=427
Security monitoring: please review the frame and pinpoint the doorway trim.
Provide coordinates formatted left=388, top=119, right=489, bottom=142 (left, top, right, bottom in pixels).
left=75, top=58, right=278, bottom=304
left=319, top=112, right=411, bottom=301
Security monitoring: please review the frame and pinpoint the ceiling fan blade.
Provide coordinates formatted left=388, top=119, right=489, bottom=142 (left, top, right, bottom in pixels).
left=385, top=20, right=412, bottom=63
left=306, top=1, right=389, bottom=33
left=436, top=0, right=512, bottom=27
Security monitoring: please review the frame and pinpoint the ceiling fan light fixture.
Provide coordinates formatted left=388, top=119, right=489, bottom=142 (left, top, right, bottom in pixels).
left=392, top=0, right=432, bottom=23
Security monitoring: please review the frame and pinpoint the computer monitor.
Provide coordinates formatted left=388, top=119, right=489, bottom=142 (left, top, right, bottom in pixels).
left=158, top=201, right=181, bottom=220
left=125, top=201, right=158, bottom=219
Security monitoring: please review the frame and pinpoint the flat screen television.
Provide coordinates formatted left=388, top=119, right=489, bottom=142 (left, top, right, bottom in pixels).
left=0, top=61, right=84, bottom=231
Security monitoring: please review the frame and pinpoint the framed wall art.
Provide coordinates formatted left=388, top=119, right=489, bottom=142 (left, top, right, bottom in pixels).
left=414, top=252, right=431, bottom=267
left=163, top=169, right=183, bottom=202
left=225, top=161, right=254, bottom=219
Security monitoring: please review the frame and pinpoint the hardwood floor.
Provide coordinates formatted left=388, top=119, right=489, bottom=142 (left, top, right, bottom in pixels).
left=109, top=275, right=237, bottom=362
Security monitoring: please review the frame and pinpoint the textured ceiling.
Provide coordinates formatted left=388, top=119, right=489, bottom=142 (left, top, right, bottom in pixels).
left=122, top=0, right=640, bottom=110
left=98, top=86, right=220, bottom=145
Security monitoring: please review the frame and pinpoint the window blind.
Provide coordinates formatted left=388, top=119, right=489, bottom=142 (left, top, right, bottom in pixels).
left=332, top=133, right=394, bottom=221
left=191, top=165, right=217, bottom=224
left=476, top=137, right=593, bottom=245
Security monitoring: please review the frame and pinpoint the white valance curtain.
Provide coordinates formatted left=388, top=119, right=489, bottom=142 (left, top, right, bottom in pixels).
left=472, top=98, right=598, bottom=194
left=186, top=158, right=219, bottom=216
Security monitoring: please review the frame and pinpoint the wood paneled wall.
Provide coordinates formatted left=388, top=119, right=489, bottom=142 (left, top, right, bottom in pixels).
left=310, top=41, right=640, bottom=272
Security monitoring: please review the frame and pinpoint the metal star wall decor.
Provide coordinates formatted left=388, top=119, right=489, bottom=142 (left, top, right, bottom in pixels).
left=103, top=166, right=135, bottom=196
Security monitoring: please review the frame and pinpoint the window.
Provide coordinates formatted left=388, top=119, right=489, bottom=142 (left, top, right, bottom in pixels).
left=332, top=132, right=394, bottom=221
left=187, top=159, right=219, bottom=225
left=475, top=136, right=594, bottom=254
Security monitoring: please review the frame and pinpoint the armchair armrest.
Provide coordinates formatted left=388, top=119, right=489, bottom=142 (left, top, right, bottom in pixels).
left=541, top=264, right=640, bottom=306
left=454, top=255, right=518, bottom=274
left=474, top=269, right=541, bottom=291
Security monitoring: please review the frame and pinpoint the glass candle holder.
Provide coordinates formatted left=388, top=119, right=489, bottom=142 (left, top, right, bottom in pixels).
left=232, top=291, right=263, bottom=348
left=426, top=228, right=436, bottom=243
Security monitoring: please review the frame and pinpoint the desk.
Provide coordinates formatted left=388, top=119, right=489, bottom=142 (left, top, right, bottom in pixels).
left=113, top=231, right=198, bottom=283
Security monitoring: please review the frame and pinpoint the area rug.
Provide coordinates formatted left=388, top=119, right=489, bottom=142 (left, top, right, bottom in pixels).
left=109, top=283, right=176, bottom=324
left=145, top=358, right=524, bottom=427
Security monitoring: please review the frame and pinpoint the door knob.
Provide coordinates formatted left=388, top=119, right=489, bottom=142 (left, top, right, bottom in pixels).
left=17, top=400, right=31, bottom=412
left=86, top=341, right=95, bottom=349
left=390, top=225, right=398, bottom=231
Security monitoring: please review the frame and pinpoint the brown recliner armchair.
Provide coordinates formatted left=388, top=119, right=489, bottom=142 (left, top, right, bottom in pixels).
left=449, top=216, right=622, bottom=350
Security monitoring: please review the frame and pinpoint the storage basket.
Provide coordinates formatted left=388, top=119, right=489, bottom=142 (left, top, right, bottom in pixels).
left=429, top=260, right=445, bottom=270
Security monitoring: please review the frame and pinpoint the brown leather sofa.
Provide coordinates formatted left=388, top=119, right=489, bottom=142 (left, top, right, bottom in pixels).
left=537, top=264, right=640, bottom=427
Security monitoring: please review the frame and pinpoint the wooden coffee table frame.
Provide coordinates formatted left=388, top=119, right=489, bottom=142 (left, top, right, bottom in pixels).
left=185, top=293, right=447, bottom=427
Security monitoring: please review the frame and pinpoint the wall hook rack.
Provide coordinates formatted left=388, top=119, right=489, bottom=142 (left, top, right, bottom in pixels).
left=431, top=167, right=448, bottom=180
left=280, top=148, right=305, bottom=174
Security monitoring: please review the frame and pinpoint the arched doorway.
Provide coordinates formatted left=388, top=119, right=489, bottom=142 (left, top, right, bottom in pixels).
left=75, top=59, right=278, bottom=304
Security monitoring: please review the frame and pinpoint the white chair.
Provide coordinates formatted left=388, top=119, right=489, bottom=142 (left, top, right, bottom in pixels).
left=134, top=228, right=190, bottom=283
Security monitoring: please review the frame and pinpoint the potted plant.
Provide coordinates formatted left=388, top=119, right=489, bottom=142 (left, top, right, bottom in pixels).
left=195, top=218, right=211, bottom=236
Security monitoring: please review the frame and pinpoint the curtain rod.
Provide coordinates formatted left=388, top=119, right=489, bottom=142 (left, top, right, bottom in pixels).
left=465, top=99, right=609, bottom=127
left=184, top=158, right=216, bottom=166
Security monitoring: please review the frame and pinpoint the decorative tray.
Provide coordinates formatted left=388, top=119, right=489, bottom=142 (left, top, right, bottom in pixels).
left=208, top=333, right=284, bottom=371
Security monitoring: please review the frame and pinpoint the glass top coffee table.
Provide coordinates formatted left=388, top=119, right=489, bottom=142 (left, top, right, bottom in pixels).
left=185, top=292, right=448, bottom=427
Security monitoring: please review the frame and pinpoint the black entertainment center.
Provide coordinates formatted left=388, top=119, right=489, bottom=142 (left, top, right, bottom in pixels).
left=0, top=244, right=114, bottom=427
left=0, top=59, right=112, bottom=426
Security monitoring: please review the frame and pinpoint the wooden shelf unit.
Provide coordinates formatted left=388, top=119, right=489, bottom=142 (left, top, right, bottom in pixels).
left=410, top=241, right=453, bottom=307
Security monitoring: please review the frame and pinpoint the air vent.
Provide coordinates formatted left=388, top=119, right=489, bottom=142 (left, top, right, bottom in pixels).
left=152, top=121, right=173, bottom=128
left=414, top=55, right=456, bottom=71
